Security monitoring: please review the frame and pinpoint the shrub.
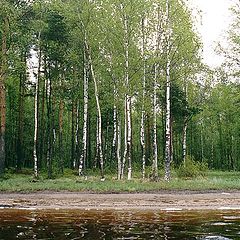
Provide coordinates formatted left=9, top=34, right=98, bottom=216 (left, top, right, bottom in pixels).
left=177, top=156, right=208, bottom=178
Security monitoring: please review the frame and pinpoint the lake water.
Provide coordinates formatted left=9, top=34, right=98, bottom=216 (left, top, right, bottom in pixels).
left=0, top=209, right=240, bottom=239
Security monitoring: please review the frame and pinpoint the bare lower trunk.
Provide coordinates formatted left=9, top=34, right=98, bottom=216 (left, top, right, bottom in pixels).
left=0, top=17, right=8, bottom=175
left=121, top=98, right=127, bottom=179
left=117, top=118, right=122, bottom=180
left=165, top=64, right=171, bottom=181
left=39, top=57, right=47, bottom=167
left=126, top=95, right=132, bottom=180
left=74, top=103, right=79, bottom=169
left=17, top=69, right=25, bottom=171
left=140, top=110, right=146, bottom=179
left=152, top=5, right=163, bottom=180
left=71, top=100, right=76, bottom=168
left=122, top=14, right=132, bottom=180
left=33, top=32, right=41, bottom=178
left=46, top=72, right=53, bottom=179
left=94, top=117, right=99, bottom=168
left=104, top=121, right=110, bottom=163
left=164, top=0, right=171, bottom=182
left=152, top=63, right=158, bottom=180
left=33, top=82, right=38, bottom=178
left=121, top=91, right=132, bottom=180
left=79, top=45, right=88, bottom=176
left=140, top=17, right=146, bottom=179
left=59, top=99, right=64, bottom=174
left=183, top=118, right=187, bottom=165
left=0, top=81, right=6, bottom=175
left=112, top=86, right=117, bottom=162
left=86, top=41, right=104, bottom=180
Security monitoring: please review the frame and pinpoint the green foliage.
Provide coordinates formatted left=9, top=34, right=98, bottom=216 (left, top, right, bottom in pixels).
left=177, top=156, right=208, bottom=178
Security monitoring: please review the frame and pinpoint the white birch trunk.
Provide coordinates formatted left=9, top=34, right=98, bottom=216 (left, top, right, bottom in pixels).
left=140, top=110, right=146, bottom=179
left=86, top=41, right=104, bottom=180
left=46, top=73, right=52, bottom=178
left=164, top=0, right=171, bottom=182
left=126, top=95, right=132, bottom=180
left=140, top=17, right=146, bottom=179
left=94, top=116, right=99, bottom=168
left=121, top=98, right=127, bottom=179
left=109, top=58, right=121, bottom=179
left=33, top=75, right=38, bottom=178
left=112, top=85, right=117, bottom=160
left=152, top=6, right=163, bottom=180
left=183, top=118, right=187, bottom=165
left=79, top=40, right=88, bottom=176
left=124, top=14, right=132, bottom=180
left=33, top=31, right=41, bottom=179
left=152, top=63, right=158, bottom=180
left=121, top=13, right=132, bottom=180
left=117, top=117, right=122, bottom=180
left=124, top=16, right=131, bottom=180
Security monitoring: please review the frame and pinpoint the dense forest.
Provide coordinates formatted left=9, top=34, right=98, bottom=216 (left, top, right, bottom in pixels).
left=0, top=0, right=239, bottom=181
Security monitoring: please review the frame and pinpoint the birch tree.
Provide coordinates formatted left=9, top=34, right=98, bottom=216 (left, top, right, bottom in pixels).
left=151, top=4, right=165, bottom=181
left=140, top=17, right=146, bottom=179
left=33, top=32, right=41, bottom=179
left=78, top=33, right=89, bottom=176
left=164, top=0, right=172, bottom=181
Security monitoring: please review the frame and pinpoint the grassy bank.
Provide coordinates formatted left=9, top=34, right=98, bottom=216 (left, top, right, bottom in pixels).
left=0, top=169, right=240, bottom=193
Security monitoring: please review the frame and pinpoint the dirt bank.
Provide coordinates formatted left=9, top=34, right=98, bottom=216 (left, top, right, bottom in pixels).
left=0, top=191, right=240, bottom=210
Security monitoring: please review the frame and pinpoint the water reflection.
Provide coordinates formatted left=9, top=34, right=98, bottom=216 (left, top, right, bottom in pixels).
left=0, top=209, right=240, bottom=239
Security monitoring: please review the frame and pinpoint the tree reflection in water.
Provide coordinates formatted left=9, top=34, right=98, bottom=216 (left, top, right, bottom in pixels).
left=0, top=209, right=239, bottom=239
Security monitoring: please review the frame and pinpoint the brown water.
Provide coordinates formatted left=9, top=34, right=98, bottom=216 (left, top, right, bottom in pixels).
left=0, top=209, right=240, bottom=239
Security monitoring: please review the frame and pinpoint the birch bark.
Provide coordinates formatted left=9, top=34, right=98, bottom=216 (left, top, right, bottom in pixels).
left=121, top=13, right=132, bottom=180
left=152, top=6, right=163, bottom=180
left=182, top=117, right=187, bottom=164
left=112, top=85, right=117, bottom=162
left=117, top=118, right=122, bottom=180
left=79, top=38, right=88, bottom=176
left=33, top=31, right=41, bottom=179
left=140, top=17, right=146, bottom=179
left=152, top=63, right=158, bottom=180
left=85, top=41, right=105, bottom=180
left=165, top=0, right=171, bottom=182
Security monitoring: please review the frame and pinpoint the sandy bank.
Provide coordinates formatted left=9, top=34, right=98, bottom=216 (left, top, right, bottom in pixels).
left=0, top=191, right=240, bottom=211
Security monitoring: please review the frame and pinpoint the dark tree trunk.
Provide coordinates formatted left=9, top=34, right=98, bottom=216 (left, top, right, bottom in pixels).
left=16, top=54, right=26, bottom=171
left=0, top=17, right=8, bottom=175
left=58, top=99, right=64, bottom=174
left=71, top=99, right=76, bottom=169
left=47, top=74, right=53, bottom=179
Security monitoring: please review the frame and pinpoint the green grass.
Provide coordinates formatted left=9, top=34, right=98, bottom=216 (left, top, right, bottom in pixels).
left=0, top=169, right=240, bottom=193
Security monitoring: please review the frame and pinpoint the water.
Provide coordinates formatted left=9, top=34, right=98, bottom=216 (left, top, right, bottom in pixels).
left=0, top=209, right=240, bottom=239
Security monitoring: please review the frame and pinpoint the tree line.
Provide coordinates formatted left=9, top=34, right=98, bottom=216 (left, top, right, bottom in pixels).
left=0, top=0, right=239, bottom=180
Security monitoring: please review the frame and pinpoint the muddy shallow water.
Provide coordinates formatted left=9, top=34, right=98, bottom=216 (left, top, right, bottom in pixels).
left=0, top=209, right=240, bottom=239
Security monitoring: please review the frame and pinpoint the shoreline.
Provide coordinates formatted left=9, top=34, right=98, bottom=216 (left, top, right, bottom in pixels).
left=0, top=191, right=240, bottom=211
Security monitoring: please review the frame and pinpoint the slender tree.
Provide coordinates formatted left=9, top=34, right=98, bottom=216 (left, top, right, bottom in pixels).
left=165, top=0, right=171, bottom=181
left=0, top=15, right=9, bottom=175
left=140, top=17, right=146, bottom=179
left=79, top=33, right=89, bottom=176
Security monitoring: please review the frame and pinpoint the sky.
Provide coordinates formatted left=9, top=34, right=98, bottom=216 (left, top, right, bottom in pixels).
left=187, top=0, right=237, bottom=68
